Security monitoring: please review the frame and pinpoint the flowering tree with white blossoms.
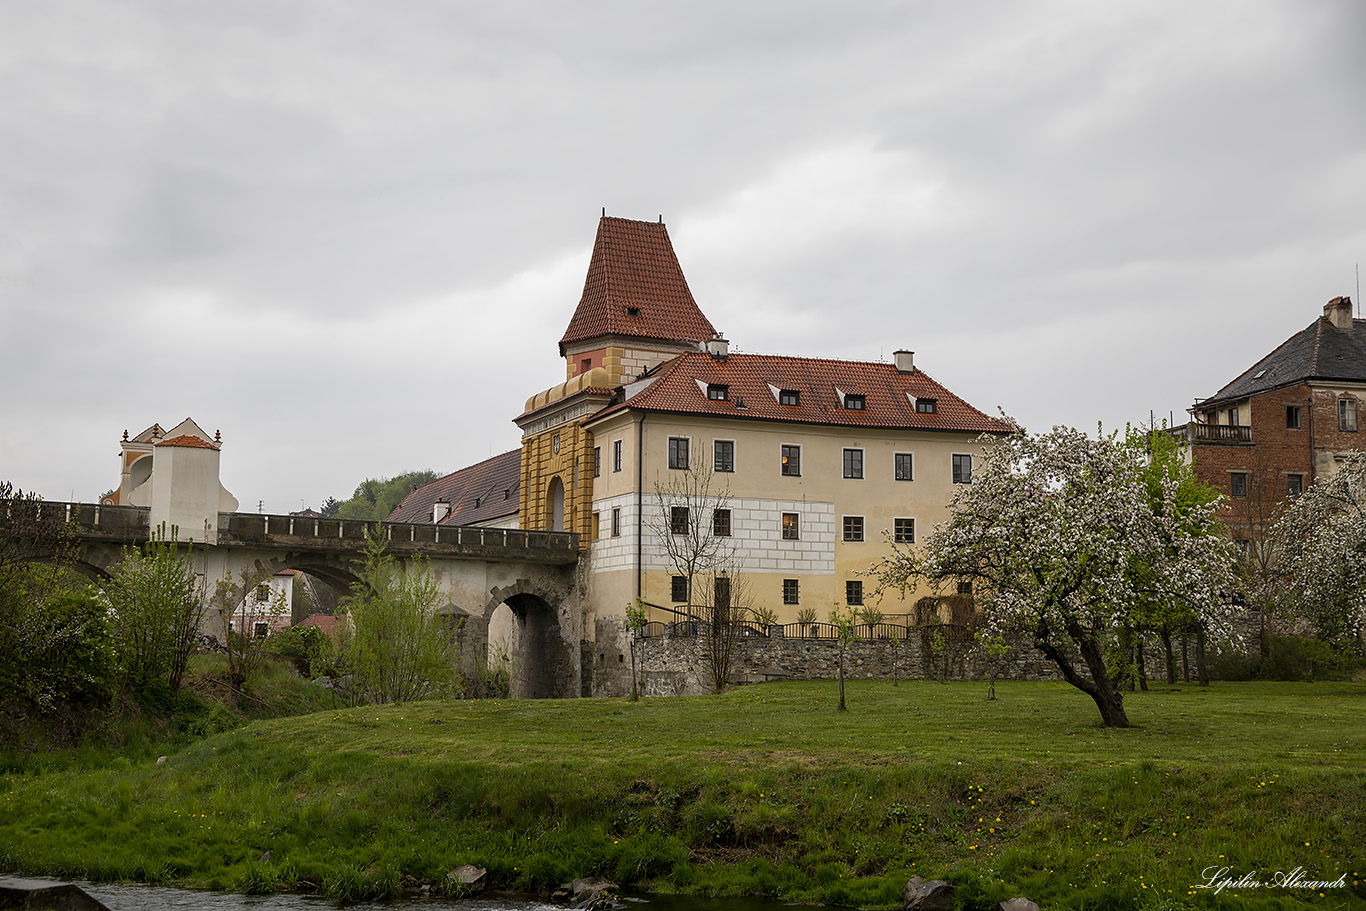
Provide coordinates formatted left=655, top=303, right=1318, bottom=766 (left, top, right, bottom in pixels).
left=1269, top=452, right=1366, bottom=652
left=872, top=424, right=1238, bottom=727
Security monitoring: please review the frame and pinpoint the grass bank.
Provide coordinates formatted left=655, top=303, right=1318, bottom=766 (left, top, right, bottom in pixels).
left=1, top=680, right=1362, bottom=910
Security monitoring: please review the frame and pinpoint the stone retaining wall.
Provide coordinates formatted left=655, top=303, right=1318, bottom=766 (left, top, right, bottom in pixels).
left=625, top=609, right=1263, bottom=697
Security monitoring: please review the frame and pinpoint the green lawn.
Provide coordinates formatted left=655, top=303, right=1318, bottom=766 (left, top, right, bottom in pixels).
left=2, top=680, right=1362, bottom=910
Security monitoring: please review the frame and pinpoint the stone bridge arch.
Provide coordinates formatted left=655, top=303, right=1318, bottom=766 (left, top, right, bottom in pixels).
left=486, top=578, right=578, bottom=698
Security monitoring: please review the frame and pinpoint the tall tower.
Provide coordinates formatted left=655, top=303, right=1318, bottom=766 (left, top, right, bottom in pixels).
left=517, top=216, right=716, bottom=538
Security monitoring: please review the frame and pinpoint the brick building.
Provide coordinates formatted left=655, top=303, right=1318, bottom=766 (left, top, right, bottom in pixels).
left=1184, top=295, right=1363, bottom=552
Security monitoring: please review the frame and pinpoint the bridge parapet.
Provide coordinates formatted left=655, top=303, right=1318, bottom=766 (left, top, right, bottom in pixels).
left=18, top=502, right=578, bottom=565
left=218, top=512, right=579, bottom=565
left=13, top=502, right=154, bottom=543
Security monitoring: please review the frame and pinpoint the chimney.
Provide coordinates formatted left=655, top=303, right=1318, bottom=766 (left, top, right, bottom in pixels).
left=893, top=349, right=915, bottom=374
left=432, top=499, right=450, bottom=523
left=1324, top=296, right=1354, bottom=331
left=706, top=333, right=729, bottom=359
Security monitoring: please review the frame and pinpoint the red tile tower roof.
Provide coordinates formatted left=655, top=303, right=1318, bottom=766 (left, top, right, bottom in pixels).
left=154, top=434, right=221, bottom=450
left=588, top=351, right=1012, bottom=435
left=558, top=216, right=716, bottom=355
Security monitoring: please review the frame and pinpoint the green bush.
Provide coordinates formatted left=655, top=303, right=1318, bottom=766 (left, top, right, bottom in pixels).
left=268, top=625, right=333, bottom=677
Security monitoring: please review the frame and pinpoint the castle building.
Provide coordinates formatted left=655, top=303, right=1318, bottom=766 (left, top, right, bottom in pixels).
left=1183, top=295, right=1363, bottom=553
left=475, top=214, right=1011, bottom=623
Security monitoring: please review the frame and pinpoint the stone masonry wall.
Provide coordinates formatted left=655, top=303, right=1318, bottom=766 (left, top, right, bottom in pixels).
left=626, top=610, right=1263, bottom=697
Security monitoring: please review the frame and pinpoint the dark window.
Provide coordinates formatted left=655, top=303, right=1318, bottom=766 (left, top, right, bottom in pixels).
left=613, top=440, right=622, bottom=472
left=894, top=517, right=915, bottom=543
left=895, top=452, right=914, bottom=481
left=1286, top=405, right=1302, bottom=430
left=843, top=448, right=864, bottom=479
left=594, top=446, right=601, bottom=478
left=671, top=575, right=688, bottom=603
left=611, top=507, right=620, bottom=537
left=668, top=437, right=690, bottom=470
left=844, top=394, right=865, bottom=410
left=782, top=579, right=799, bottom=605
left=254, top=622, right=269, bottom=638
left=713, top=508, right=731, bottom=537
left=1227, top=406, right=1239, bottom=426
left=782, top=512, right=799, bottom=540
left=581, top=358, right=592, bottom=374
left=952, top=454, right=972, bottom=484
left=916, top=398, right=937, bottom=414
left=1287, top=474, right=1304, bottom=497
left=1233, top=538, right=1250, bottom=560
left=254, top=583, right=270, bottom=602
left=781, top=444, right=801, bottom=477
left=1341, top=398, right=1358, bottom=432
left=1230, top=472, right=1248, bottom=497
left=670, top=506, right=690, bottom=535
left=845, top=580, right=863, bottom=606
left=714, top=440, right=734, bottom=473
left=843, top=516, right=864, bottom=542
left=707, top=384, right=728, bottom=401
left=779, top=389, right=800, bottom=406
left=957, top=581, right=973, bottom=595
left=713, top=576, right=732, bottom=610
left=626, top=306, right=641, bottom=317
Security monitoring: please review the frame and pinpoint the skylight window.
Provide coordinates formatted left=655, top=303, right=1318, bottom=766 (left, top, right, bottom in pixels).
left=1253, top=369, right=1267, bottom=379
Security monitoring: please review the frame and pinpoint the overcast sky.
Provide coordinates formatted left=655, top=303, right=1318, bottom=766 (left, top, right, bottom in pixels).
left=3, top=1, right=1364, bottom=513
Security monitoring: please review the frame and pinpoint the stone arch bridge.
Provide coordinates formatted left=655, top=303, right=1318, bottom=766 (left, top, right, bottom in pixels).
left=36, top=503, right=586, bottom=699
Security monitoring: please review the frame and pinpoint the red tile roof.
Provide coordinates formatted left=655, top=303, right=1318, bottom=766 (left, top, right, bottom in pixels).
left=588, top=351, right=1012, bottom=434
left=388, top=449, right=521, bottom=525
left=297, top=613, right=341, bottom=638
left=154, top=434, right=220, bottom=450
left=558, top=216, right=716, bottom=355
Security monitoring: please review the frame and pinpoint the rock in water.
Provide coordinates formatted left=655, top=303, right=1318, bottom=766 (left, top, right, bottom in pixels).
left=447, top=865, right=487, bottom=893
left=903, top=875, right=955, bottom=911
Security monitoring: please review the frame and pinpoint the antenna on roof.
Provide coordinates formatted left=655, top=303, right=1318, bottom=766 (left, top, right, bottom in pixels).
left=1357, top=263, right=1360, bottom=318
left=658, top=214, right=662, bottom=224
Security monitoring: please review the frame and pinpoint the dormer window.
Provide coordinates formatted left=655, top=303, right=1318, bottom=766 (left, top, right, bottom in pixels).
left=844, top=394, right=865, bottom=410
left=779, top=389, right=800, bottom=406
left=707, top=384, right=729, bottom=401
left=916, top=398, right=937, bottom=414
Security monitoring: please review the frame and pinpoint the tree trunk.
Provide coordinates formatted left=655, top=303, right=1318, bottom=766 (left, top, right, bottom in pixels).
left=1181, top=635, right=1190, bottom=682
left=1034, top=618, right=1132, bottom=727
left=1160, top=627, right=1176, bottom=684
left=837, top=640, right=847, bottom=711
left=1136, top=636, right=1149, bottom=691
left=1196, top=625, right=1209, bottom=687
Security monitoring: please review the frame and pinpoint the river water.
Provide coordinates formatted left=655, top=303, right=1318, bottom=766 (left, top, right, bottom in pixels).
left=75, top=881, right=829, bottom=911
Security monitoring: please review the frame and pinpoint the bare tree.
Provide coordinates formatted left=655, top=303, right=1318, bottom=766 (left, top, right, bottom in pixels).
left=696, top=566, right=751, bottom=694
left=651, top=460, right=753, bottom=692
left=652, top=460, right=736, bottom=623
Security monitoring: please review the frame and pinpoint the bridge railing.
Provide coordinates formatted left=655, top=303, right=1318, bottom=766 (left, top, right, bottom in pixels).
left=9, top=502, right=153, bottom=539
left=12, top=502, right=576, bottom=556
left=219, top=511, right=577, bottom=555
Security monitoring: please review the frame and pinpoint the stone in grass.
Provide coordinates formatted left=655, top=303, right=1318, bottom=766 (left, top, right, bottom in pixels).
left=446, top=864, right=487, bottom=893
left=999, top=899, right=1041, bottom=911
left=903, top=875, right=954, bottom=911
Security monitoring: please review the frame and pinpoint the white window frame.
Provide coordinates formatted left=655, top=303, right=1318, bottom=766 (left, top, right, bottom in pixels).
left=952, top=453, right=973, bottom=484
left=713, top=438, right=736, bottom=473
left=842, top=447, right=865, bottom=480
left=613, top=439, right=623, bottom=472
left=893, top=517, right=915, bottom=544
left=894, top=451, right=914, bottom=481
left=667, top=435, right=692, bottom=471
